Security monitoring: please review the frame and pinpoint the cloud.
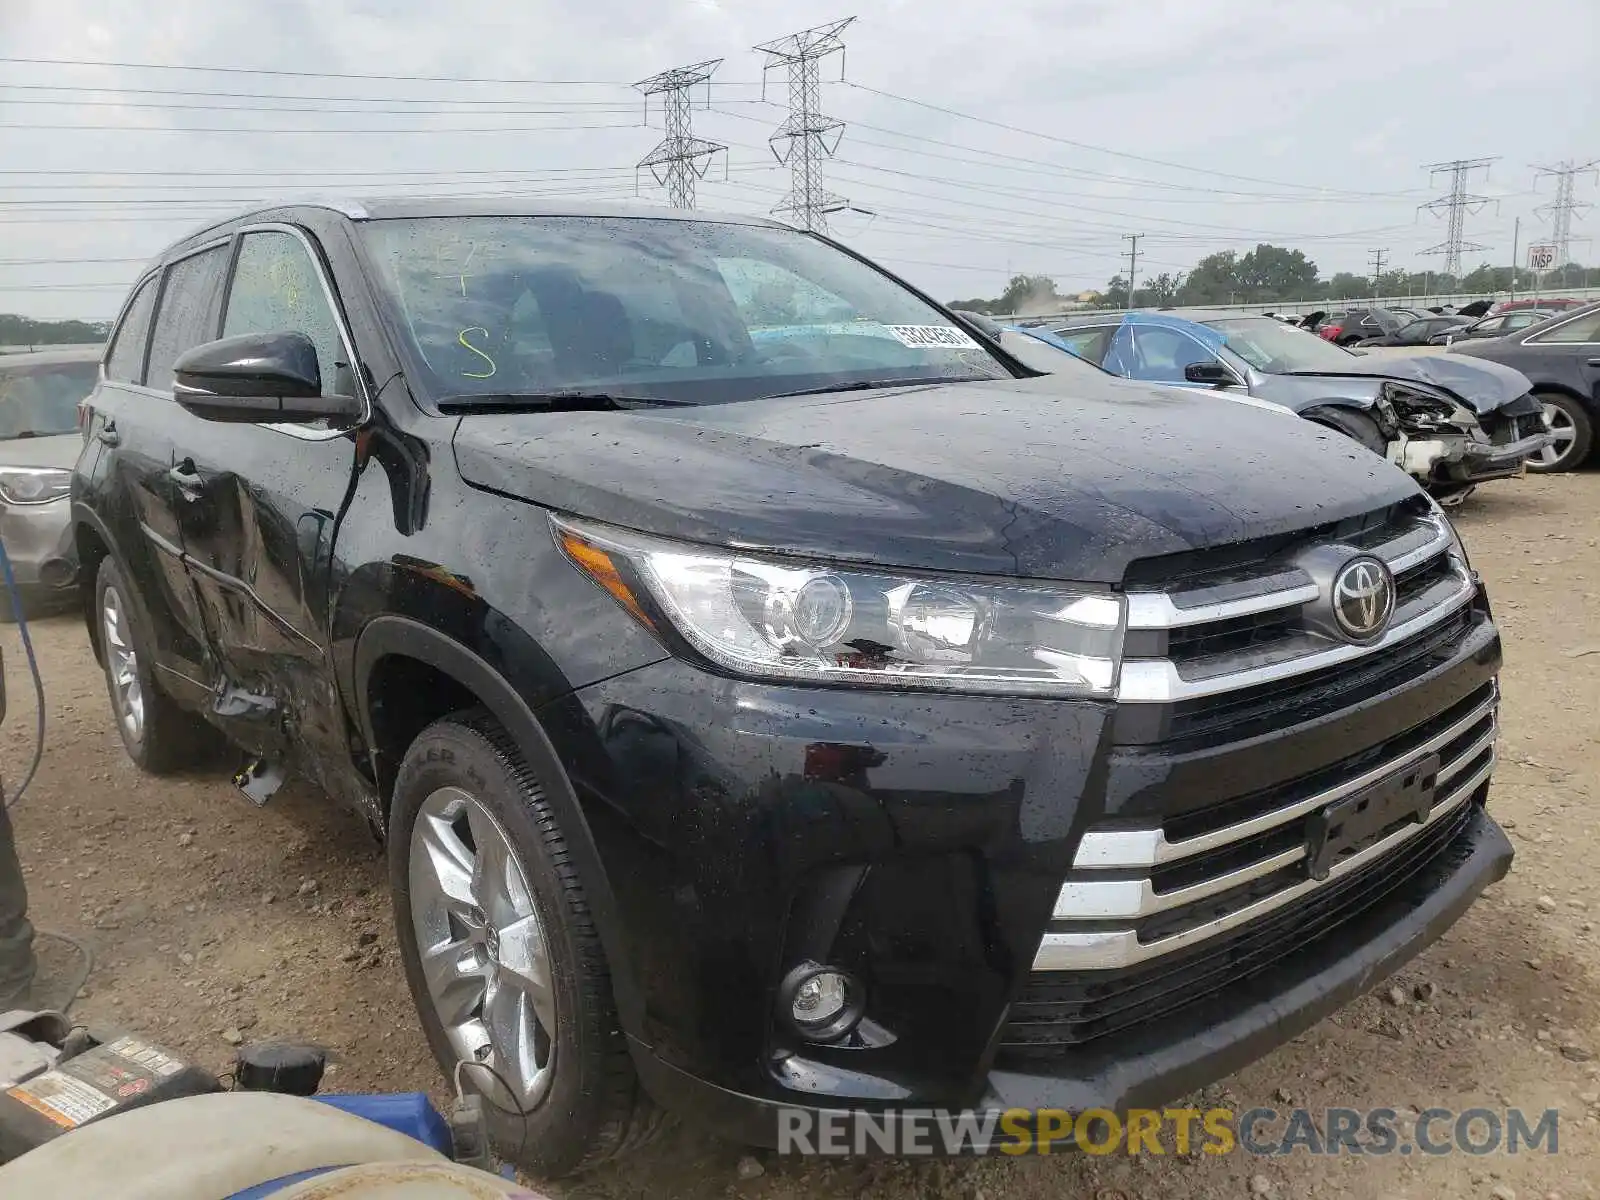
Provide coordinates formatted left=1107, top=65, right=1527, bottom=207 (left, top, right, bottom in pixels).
left=2, top=0, right=1596, bottom=318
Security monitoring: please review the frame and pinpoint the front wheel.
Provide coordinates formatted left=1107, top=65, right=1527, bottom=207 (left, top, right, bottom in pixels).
left=1526, top=392, right=1593, bottom=473
left=388, top=711, right=660, bottom=1178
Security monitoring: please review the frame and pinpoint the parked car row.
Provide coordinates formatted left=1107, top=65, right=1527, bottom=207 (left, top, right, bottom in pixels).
left=1001, top=308, right=1560, bottom=503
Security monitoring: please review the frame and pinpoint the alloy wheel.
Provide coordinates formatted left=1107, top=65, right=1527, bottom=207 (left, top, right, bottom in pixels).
left=1537, top=402, right=1577, bottom=469
left=408, top=785, right=556, bottom=1112
left=102, top=585, right=144, bottom=745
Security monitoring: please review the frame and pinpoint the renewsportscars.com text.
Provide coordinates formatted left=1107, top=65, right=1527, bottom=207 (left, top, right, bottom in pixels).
left=776, top=1106, right=1561, bottom=1157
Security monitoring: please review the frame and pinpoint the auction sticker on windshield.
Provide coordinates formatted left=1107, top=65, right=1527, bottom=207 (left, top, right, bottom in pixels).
left=884, top=325, right=981, bottom=349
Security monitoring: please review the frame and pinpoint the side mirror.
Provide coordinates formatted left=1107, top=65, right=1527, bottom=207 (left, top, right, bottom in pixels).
left=173, top=331, right=361, bottom=425
left=1183, top=361, right=1239, bottom=387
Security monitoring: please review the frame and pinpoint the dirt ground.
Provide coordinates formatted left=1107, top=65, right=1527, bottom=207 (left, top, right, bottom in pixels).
left=5, top=471, right=1598, bottom=1200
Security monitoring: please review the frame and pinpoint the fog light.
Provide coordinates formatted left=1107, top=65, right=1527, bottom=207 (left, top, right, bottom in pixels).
left=778, top=961, right=865, bottom=1043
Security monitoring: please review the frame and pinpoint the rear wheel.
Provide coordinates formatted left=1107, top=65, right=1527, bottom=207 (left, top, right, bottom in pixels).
left=1526, top=392, right=1593, bottom=473
left=94, top=556, right=218, bottom=774
left=388, top=710, right=660, bottom=1177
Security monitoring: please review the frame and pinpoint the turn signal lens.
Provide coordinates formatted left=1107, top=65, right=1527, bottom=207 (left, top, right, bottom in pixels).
left=555, top=529, right=655, bottom=630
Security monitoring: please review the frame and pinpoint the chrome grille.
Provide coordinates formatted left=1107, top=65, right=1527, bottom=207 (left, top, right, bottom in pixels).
left=1117, top=504, right=1470, bottom=704
left=1034, top=687, right=1496, bottom=972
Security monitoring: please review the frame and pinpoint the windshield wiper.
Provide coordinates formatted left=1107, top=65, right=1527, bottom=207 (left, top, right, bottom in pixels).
left=436, top=390, right=694, bottom=412
left=766, top=376, right=962, bottom=400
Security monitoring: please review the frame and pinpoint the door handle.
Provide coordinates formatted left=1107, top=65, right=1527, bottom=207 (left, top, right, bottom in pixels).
left=167, top=460, right=207, bottom=501
left=95, top=419, right=120, bottom=447
left=1586, top=357, right=1600, bottom=367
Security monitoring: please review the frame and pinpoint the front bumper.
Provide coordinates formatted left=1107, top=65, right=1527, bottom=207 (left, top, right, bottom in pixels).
left=549, top=597, right=1504, bottom=1141
left=1391, top=429, right=1555, bottom=489
left=632, top=805, right=1511, bottom=1148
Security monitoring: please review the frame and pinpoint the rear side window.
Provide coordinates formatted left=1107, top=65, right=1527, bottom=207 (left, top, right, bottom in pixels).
left=146, top=245, right=231, bottom=392
left=1050, top=326, right=1115, bottom=363
left=105, top=275, right=159, bottom=384
left=1532, top=310, right=1600, bottom=343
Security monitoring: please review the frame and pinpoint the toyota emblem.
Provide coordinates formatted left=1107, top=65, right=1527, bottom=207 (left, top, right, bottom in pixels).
left=1331, top=556, right=1395, bottom=643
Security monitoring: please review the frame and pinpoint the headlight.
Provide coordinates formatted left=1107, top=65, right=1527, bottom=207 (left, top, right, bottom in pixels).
left=552, top=516, right=1124, bottom=698
left=1424, top=494, right=1471, bottom=567
left=0, top=467, right=71, bottom=506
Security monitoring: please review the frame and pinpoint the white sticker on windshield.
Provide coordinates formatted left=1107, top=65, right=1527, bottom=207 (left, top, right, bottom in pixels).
left=883, top=325, right=981, bottom=350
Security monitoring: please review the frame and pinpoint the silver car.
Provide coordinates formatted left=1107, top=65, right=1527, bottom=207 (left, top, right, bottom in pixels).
left=0, top=345, right=101, bottom=618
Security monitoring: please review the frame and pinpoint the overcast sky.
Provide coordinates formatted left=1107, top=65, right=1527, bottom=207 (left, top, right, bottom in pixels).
left=2, top=0, right=1596, bottom=321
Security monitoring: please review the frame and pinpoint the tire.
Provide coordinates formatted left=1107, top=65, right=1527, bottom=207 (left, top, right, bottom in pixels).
left=388, top=710, right=661, bottom=1178
left=1305, top=407, right=1388, bottom=456
left=1526, top=392, right=1594, bottom=474
left=94, top=556, right=219, bottom=774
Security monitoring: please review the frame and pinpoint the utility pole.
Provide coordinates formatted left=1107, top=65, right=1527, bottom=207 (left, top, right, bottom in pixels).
left=1509, top=216, right=1520, bottom=303
left=1419, top=158, right=1498, bottom=277
left=1123, top=233, right=1142, bottom=310
left=1368, top=248, right=1388, bottom=295
left=1533, top=158, right=1599, bottom=268
left=754, top=18, right=856, bottom=232
left=633, top=59, right=727, bottom=210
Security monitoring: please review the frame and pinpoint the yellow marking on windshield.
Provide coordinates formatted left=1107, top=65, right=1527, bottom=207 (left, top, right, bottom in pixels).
left=457, top=327, right=497, bottom=379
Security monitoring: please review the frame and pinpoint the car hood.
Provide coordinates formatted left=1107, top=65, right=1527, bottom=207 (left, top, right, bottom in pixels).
left=452, top=376, right=1415, bottom=584
left=0, top=433, right=83, bottom=470
left=1258, top=353, right=1533, bottom=415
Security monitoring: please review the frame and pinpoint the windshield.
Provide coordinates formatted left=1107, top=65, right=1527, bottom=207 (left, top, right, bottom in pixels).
left=0, top=361, right=96, bottom=439
left=360, top=216, right=1013, bottom=405
left=1201, top=317, right=1360, bottom=374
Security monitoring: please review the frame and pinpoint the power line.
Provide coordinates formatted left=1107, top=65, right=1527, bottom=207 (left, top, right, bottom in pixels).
left=1418, top=158, right=1497, bottom=276
left=634, top=60, right=727, bottom=209
left=1533, top=159, right=1599, bottom=267
left=0, top=120, right=651, bottom=135
left=837, top=81, right=1423, bottom=199
left=0, top=56, right=636, bottom=85
left=754, top=18, right=857, bottom=232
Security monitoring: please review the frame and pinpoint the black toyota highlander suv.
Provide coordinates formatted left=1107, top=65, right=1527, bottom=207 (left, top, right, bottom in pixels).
left=71, top=200, right=1510, bottom=1177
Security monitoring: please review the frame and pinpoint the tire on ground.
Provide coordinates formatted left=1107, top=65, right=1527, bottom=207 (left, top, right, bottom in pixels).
left=93, top=555, right=220, bottom=774
left=387, top=709, right=662, bottom=1177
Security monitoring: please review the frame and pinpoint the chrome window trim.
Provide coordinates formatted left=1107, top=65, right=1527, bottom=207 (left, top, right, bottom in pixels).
left=225, top=221, right=373, bottom=442
left=1032, top=750, right=1494, bottom=972
left=1069, top=690, right=1497, bottom=871
left=1522, top=305, right=1600, bottom=346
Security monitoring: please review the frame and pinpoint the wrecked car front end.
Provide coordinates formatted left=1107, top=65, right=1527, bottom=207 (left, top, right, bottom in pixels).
left=1370, top=380, right=1552, bottom=504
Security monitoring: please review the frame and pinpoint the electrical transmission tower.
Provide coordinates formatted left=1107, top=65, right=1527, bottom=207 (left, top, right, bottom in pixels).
left=753, top=18, right=856, bottom=232
left=1369, top=247, right=1388, bottom=291
left=1419, top=158, right=1498, bottom=276
left=634, top=59, right=727, bottom=209
left=1533, top=159, right=1599, bottom=267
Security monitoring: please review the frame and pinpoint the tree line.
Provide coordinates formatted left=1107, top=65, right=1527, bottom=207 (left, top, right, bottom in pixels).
left=949, top=249, right=1596, bottom=316
left=0, top=313, right=112, bottom=349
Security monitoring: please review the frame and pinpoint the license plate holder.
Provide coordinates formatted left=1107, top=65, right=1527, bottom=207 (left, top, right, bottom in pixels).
left=1304, top=754, right=1440, bottom=881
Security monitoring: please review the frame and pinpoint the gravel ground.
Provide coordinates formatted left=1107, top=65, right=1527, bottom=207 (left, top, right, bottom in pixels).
left=5, top=470, right=1598, bottom=1200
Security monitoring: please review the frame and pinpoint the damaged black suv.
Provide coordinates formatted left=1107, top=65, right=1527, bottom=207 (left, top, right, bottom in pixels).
left=72, top=200, right=1511, bottom=1176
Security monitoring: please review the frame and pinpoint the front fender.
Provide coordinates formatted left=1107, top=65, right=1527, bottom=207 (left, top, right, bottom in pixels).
left=352, top=613, right=648, bottom=1038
